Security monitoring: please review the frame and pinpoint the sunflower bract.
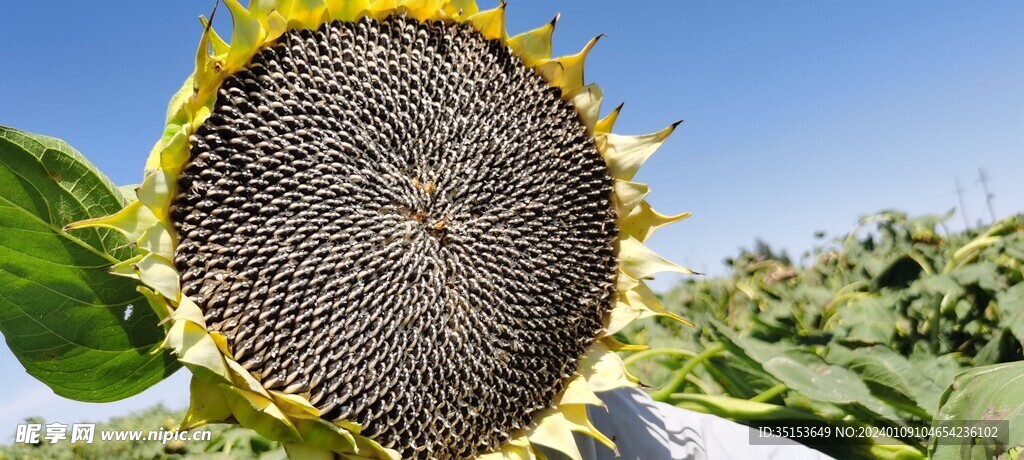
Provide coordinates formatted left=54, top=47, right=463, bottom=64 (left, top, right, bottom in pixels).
left=171, top=15, right=618, bottom=458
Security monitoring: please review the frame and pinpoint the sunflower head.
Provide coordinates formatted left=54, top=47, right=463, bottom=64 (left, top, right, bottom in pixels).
left=69, top=1, right=691, bottom=458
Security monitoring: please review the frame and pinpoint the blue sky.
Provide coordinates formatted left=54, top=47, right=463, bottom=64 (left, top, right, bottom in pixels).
left=1, top=0, right=1022, bottom=440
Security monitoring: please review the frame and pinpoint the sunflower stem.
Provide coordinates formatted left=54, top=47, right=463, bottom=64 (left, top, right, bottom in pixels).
left=651, top=343, right=726, bottom=402
left=622, top=348, right=699, bottom=368
left=749, top=383, right=788, bottom=403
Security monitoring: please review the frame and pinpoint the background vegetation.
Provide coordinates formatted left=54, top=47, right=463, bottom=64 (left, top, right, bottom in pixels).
left=624, top=211, right=1024, bottom=459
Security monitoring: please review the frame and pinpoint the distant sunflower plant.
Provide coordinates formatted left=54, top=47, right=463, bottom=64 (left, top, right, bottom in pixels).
left=4, top=0, right=692, bottom=458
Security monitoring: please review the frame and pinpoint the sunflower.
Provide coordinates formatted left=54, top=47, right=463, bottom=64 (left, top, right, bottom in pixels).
left=68, top=1, right=691, bottom=458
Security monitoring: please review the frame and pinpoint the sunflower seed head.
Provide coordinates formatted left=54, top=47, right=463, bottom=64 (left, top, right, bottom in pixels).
left=172, top=15, right=617, bottom=459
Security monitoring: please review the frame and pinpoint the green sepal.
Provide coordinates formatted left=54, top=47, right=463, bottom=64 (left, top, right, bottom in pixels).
left=220, top=385, right=304, bottom=443
left=180, top=375, right=234, bottom=430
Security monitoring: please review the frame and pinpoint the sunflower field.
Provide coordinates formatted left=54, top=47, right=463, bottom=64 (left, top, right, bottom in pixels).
left=622, top=212, right=1024, bottom=459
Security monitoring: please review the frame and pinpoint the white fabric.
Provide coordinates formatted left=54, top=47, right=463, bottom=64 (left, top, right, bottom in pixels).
left=567, top=388, right=835, bottom=460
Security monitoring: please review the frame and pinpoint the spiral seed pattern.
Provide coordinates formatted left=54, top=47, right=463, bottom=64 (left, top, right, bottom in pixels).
left=171, top=16, right=617, bottom=459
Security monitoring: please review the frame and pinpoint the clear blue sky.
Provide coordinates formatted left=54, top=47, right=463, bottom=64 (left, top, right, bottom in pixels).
left=1, top=0, right=1022, bottom=440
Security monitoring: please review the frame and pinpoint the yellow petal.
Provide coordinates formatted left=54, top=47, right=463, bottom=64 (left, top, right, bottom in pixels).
left=620, top=201, right=690, bottom=242
left=173, top=295, right=209, bottom=328
left=557, top=374, right=603, bottom=407
left=613, top=180, right=648, bottom=217
left=193, top=20, right=217, bottom=94
left=250, top=0, right=294, bottom=19
left=221, top=386, right=303, bottom=442
left=267, top=10, right=290, bottom=41
left=288, top=0, right=329, bottom=30
left=594, top=102, right=623, bottom=134
left=288, top=417, right=361, bottom=455
left=224, top=0, right=267, bottom=70
left=349, top=435, right=402, bottom=460
left=400, top=0, right=446, bottom=21
left=336, top=419, right=364, bottom=435
left=168, top=320, right=232, bottom=383
left=604, top=301, right=646, bottom=336
left=65, top=199, right=159, bottom=242
left=602, top=122, right=681, bottom=181
left=145, top=119, right=189, bottom=173
left=365, top=0, right=399, bottom=19
left=443, top=0, right=479, bottom=18
left=226, top=358, right=273, bottom=399
left=621, top=281, right=692, bottom=327
left=600, top=335, right=648, bottom=352
left=247, top=0, right=294, bottom=39
left=137, top=169, right=176, bottom=222
left=210, top=330, right=234, bottom=359
left=326, top=0, right=370, bottom=21
left=136, top=253, right=181, bottom=301
left=560, top=404, right=615, bottom=451
left=537, top=35, right=602, bottom=95
left=136, top=286, right=173, bottom=323
left=605, top=293, right=691, bottom=336
left=581, top=342, right=637, bottom=392
left=527, top=409, right=583, bottom=460
left=156, top=129, right=191, bottom=173
left=569, top=84, right=602, bottom=134
left=271, top=390, right=321, bottom=418
left=507, top=14, right=557, bottom=66
left=467, top=2, right=507, bottom=41
left=480, top=436, right=533, bottom=460
left=616, top=270, right=641, bottom=293
left=199, top=16, right=231, bottom=56
left=618, top=236, right=695, bottom=279
left=137, top=221, right=176, bottom=260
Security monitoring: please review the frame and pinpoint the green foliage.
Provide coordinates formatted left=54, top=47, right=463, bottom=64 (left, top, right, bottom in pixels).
left=0, top=126, right=179, bottom=402
left=623, top=211, right=1024, bottom=459
left=930, top=361, right=1024, bottom=460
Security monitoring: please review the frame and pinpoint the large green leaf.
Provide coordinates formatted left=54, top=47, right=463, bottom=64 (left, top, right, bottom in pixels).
left=711, top=321, right=900, bottom=420
left=0, top=126, right=178, bottom=402
left=931, top=361, right=1024, bottom=459
left=825, top=345, right=945, bottom=418
left=908, top=348, right=967, bottom=393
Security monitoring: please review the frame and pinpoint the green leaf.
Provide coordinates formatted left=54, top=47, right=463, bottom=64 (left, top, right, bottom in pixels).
left=711, top=321, right=900, bottom=420
left=930, top=361, right=1024, bottom=459
left=949, top=262, right=1005, bottom=293
left=996, top=283, right=1024, bottom=347
left=763, top=349, right=900, bottom=420
left=0, top=126, right=179, bottom=402
left=974, top=328, right=1017, bottom=366
left=870, top=255, right=924, bottom=291
left=909, top=348, right=967, bottom=393
left=829, top=297, right=898, bottom=345
left=825, top=345, right=945, bottom=418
